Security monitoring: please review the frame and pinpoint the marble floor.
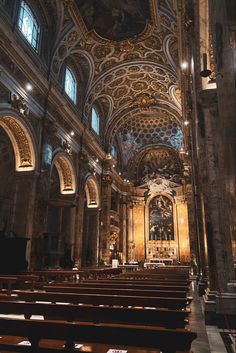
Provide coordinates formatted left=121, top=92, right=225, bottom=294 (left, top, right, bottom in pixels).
left=188, top=281, right=233, bottom=353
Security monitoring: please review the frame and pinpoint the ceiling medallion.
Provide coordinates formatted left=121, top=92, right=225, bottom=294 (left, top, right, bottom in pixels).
left=132, top=94, right=156, bottom=111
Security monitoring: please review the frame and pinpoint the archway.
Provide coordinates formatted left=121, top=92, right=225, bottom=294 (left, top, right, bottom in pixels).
left=82, top=176, right=100, bottom=267
left=0, top=125, right=16, bottom=234
left=0, top=114, right=37, bottom=272
left=0, top=115, right=36, bottom=171
left=43, top=153, right=76, bottom=268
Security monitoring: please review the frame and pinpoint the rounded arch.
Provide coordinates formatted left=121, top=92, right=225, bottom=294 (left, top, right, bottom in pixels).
left=84, top=176, right=100, bottom=208
left=51, top=153, right=76, bottom=194
left=146, top=192, right=174, bottom=209
left=0, top=113, right=37, bottom=171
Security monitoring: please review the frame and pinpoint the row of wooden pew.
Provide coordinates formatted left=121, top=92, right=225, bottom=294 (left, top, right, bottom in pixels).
left=0, top=267, right=197, bottom=353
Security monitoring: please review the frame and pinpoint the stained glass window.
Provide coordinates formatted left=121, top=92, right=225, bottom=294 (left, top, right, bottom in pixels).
left=91, top=107, right=100, bottom=135
left=149, top=195, right=174, bottom=241
left=18, top=1, right=40, bottom=51
left=65, top=67, right=77, bottom=104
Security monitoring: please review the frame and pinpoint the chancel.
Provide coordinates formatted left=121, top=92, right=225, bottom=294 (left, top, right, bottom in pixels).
left=0, top=1, right=235, bottom=352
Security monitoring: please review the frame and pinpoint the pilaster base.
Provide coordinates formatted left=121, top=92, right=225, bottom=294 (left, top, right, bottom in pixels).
left=203, top=289, right=217, bottom=325
left=204, top=288, right=236, bottom=328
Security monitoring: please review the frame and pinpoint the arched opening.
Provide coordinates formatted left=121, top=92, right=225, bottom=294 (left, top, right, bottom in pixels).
left=0, top=125, right=16, bottom=235
left=53, top=154, right=76, bottom=195
left=0, top=115, right=36, bottom=171
left=0, top=118, right=36, bottom=273
left=82, top=176, right=100, bottom=267
left=42, top=154, right=76, bottom=268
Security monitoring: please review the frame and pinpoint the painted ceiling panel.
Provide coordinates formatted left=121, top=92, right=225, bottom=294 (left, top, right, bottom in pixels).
left=75, top=0, right=151, bottom=41
left=112, top=110, right=183, bottom=166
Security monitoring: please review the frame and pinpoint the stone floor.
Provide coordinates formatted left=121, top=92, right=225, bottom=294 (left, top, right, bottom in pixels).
left=188, top=281, right=231, bottom=353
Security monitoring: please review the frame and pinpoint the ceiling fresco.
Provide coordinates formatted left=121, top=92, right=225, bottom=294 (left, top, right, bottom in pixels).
left=55, top=0, right=187, bottom=185
left=75, top=0, right=151, bottom=41
left=131, top=147, right=183, bottom=186
left=111, top=110, right=183, bottom=166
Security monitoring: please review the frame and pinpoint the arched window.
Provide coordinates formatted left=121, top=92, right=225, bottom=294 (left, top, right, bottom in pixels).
left=149, top=195, right=174, bottom=241
left=65, top=67, right=77, bottom=104
left=111, top=144, right=117, bottom=158
left=18, top=1, right=40, bottom=51
left=91, top=107, right=100, bottom=135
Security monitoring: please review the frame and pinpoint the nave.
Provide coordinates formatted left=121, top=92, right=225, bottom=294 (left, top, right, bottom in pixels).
left=0, top=0, right=235, bottom=352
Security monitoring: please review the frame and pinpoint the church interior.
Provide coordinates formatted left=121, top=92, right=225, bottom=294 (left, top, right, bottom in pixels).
left=0, top=0, right=235, bottom=352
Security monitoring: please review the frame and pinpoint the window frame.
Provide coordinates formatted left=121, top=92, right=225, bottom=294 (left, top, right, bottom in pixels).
left=111, top=144, right=117, bottom=159
left=17, top=0, right=41, bottom=52
left=91, top=106, right=100, bottom=136
left=64, top=66, right=78, bottom=105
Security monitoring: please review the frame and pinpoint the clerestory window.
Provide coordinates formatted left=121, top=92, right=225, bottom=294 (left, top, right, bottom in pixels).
left=65, top=67, right=77, bottom=104
left=91, top=107, right=100, bottom=135
left=18, top=1, right=40, bottom=51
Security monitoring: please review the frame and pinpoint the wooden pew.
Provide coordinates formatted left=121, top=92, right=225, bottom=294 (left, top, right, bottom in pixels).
left=12, top=290, right=191, bottom=310
left=25, top=268, right=122, bottom=283
left=14, top=274, right=40, bottom=291
left=139, top=268, right=190, bottom=274
left=0, top=300, right=189, bottom=328
left=120, top=272, right=189, bottom=278
left=119, top=273, right=190, bottom=283
left=0, top=275, right=17, bottom=294
left=0, top=336, right=163, bottom=353
left=0, top=274, right=39, bottom=292
left=45, top=280, right=189, bottom=292
left=24, top=270, right=85, bottom=282
left=0, top=317, right=197, bottom=353
left=82, top=277, right=191, bottom=287
left=43, top=285, right=189, bottom=299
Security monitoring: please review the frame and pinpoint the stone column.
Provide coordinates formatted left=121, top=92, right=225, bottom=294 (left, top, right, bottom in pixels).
left=73, top=189, right=84, bottom=268
left=119, top=195, right=128, bottom=264
left=30, top=171, right=50, bottom=269
left=127, top=200, right=134, bottom=262
left=99, top=173, right=112, bottom=263
left=200, top=89, right=234, bottom=291
left=11, top=171, right=38, bottom=267
left=67, top=206, right=76, bottom=259
left=83, top=208, right=100, bottom=266
left=133, top=198, right=145, bottom=261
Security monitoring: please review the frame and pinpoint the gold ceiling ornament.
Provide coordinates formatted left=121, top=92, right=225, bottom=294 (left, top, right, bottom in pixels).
left=54, top=155, right=76, bottom=194
left=0, top=116, right=35, bottom=171
left=116, top=40, right=135, bottom=53
left=84, top=176, right=99, bottom=208
left=132, top=94, right=156, bottom=111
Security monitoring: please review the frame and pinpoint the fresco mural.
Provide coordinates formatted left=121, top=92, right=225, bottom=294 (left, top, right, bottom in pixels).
left=149, top=195, right=174, bottom=241
left=76, top=0, right=150, bottom=41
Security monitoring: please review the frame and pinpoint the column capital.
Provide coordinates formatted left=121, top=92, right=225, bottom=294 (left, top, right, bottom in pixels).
left=101, top=173, right=113, bottom=185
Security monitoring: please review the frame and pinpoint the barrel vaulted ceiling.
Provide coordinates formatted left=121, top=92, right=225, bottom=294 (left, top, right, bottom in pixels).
left=51, top=0, right=185, bottom=185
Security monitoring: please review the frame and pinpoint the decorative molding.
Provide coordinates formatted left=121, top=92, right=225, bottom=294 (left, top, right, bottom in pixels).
left=0, top=115, right=35, bottom=171
left=53, top=154, right=76, bottom=194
